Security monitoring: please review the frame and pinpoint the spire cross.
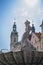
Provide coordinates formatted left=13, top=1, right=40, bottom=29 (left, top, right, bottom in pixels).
left=14, top=18, right=16, bottom=22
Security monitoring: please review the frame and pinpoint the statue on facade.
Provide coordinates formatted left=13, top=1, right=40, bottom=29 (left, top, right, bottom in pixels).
left=22, top=20, right=31, bottom=41
left=21, top=20, right=31, bottom=48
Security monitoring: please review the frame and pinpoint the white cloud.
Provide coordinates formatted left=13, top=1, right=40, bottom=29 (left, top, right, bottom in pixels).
left=24, top=0, right=39, bottom=8
left=11, top=0, right=43, bottom=41
left=1, top=0, right=43, bottom=50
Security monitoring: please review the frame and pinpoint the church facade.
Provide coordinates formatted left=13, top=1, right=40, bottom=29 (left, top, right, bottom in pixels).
left=10, top=20, right=43, bottom=52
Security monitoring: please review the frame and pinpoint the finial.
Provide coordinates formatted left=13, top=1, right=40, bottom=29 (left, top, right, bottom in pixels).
left=13, top=18, right=16, bottom=32
left=13, top=18, right=16, bottom=22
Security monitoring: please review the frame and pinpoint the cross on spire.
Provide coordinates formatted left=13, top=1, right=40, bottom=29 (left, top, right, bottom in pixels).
left=14, top=18, right=16, bottom=22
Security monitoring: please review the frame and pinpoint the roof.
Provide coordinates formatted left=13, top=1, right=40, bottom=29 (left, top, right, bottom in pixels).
left=35, top=32, right=41, bottom=40
left=28, top=32, right=41, bottom=41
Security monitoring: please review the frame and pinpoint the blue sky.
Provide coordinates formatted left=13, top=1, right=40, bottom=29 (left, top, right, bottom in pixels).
left=0, top=0, right=43, bottom=51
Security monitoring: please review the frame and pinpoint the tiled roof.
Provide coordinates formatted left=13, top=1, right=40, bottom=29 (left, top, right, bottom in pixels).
left=28, top=32, right=41, bottom=40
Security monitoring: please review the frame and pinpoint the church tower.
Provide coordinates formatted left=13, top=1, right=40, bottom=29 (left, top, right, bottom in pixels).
left=10, top=21, right=18, bottom=51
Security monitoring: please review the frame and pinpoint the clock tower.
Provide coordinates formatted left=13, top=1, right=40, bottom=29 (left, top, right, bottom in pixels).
left=10, top=21, right=18, bottom=51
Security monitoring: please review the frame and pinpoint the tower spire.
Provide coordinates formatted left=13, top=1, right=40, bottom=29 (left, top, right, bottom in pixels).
left=14, top=18, right=16, bottom=22
left=12, top=18, right=18, bottom=34
left=31, top=20, right=35, bottom=33
left=10, top=18, right=18, bottom=51
left=13, top=22, right=16, bottom=32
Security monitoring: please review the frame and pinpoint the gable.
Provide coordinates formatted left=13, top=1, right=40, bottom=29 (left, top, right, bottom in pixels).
left=31, top=33, right=41, bottom=45
left=31, top=33, right=39, bottom=41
